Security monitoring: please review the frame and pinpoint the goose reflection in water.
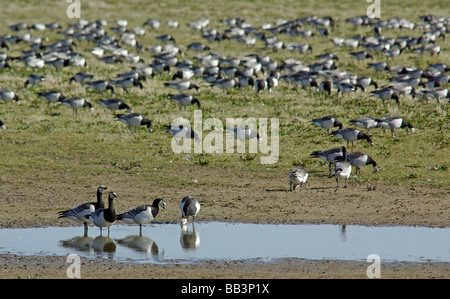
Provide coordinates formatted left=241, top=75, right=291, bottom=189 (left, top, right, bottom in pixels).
left=59, top=234, right=93, bottom=252
left=116, top=235, right=165, bottom=260
left=340, top=225, right=347, bottom=242
left=180, top=223, right=200, bottom=250
left=92, top=236, right=116, bottom=253
left=59, top=234, right=116, bottom=258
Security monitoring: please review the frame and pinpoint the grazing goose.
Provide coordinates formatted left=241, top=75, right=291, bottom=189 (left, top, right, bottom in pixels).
left=420, top=88, right=450, bottom=103
left=100, top=55, right=123, bottom=64
left=267, top=76, right=279, bottom=92
left=220, top=66, right=237, bottom=78
left=111, top=77, right=143, bottom=93
left=116, top=70, right=146, bottom=82
left=168, top=93, right=201, bottom=110
left=369, top=62, right=389, bottom=72
left=336, top=82, right=356, bottom=96
left=115, top=113, right=152, bottom=132
left=0, top=60, right=11, bottom=70
left=156, top=34, right=175, bottom=43
left=294, top=76, right=318, bottom=89
left=0, top=120, right=5, bottom=130
left=69, top=72, right=94, bottom=85
left=166, top=124, right=201, bottom=144
left=99, top=98, right=132, bottom=113
left=331, top=128, right=373, bottom=147
left=180, top=195, right=200, bottom=225
left=89, top=191, right=117, bottom=236
left=0, top=89, right=19, bottom=103
left=356, top=77, right=378, bottom=92
left=350, top=51, right=374, bottom=61
left=87, top=80, right=115, bottom=94
left=238, top=76, right=255, bottom=89
left=46, top=58, right=70, bottom=69
left=319, top=80, right=333, bottom=95
left=412, top=89, right=435, bottom=102
left=289, top=168, right=308, bottom=191
left=226, top=125, right=260, bottom=140
left=58, top=186, right=108, bottom=232
left=117, top=198, right=166, bottom=236
left=310, top=146, right=345, bottom=176
left=370, top=87, right=400, bottom=104
left=164, top=80, right=199, bottom=92
left=166, top=19, right=179, bottom=28
left=24, top=74, right=45, bottom=87
left=38, top=90, right=65, bottom=105
left=332, top=147, right=352, bottom=188
left=211, top=78, right=237, bottom=91
left=143, top=18, right=161, bottom=29
left=255, top=79, right=267, bottom=93
left=349, top=116, right=378, bottom=133
left=376, top=116, right=415, bottom=136
left=60, top=97, right=93, bottom=115
left=24, top=56, right=45, bottom=69
left=346, top=152, right=378, bottom=174
left=187, top=42, right=210, bottom=52
left=172, top=69, right=195, bottom=80
left=312, top=116, right=343, bottom=133
left=387, top=83, right=414, bottom=97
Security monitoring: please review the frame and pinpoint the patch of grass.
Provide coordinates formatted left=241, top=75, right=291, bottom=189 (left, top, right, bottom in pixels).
left=0, top=0, right=448, bottom=193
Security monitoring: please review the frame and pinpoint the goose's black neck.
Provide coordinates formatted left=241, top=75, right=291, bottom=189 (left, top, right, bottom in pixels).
left=104, top=197, right=116, bottom=222
left=96, top=189, right=105, bottom=209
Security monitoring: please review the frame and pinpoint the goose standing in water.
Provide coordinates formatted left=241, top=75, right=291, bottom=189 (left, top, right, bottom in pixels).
left=89, top=191, right=118, bottom=236
left=180, top=195, right=201, bottom=225
left=117, top=198, right=166, bottom=236
left=58, top=186, right=108, bottom=233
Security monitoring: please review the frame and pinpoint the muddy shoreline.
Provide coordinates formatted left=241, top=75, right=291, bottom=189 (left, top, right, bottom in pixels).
left=0, top=172, right=449, bottom=279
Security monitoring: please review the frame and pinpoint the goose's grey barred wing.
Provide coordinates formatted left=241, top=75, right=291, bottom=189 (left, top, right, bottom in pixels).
left=117, top=205, right=152, bottom=219
left=58, top=202, right=95, bottom=219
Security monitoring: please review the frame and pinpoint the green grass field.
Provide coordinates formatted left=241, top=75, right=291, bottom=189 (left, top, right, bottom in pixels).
left=0, top=0, right=448, bottom=193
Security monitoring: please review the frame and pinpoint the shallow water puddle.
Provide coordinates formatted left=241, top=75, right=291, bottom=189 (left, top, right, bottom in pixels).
left=0, top=222, right=449, bottom=264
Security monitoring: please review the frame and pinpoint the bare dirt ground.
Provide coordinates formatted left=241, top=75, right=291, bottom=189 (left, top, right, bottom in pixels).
left=0, top=166, right=449, bottom=279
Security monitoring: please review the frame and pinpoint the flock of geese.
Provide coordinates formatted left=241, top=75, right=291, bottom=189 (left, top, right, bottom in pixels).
left=0, top=12, right=449, bottom=234
left=58, top=185, right=200, bottom=236
left=293, top=113, right=416, bottom=189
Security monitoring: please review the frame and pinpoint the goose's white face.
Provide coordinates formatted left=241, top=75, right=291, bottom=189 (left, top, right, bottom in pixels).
left=373, top=166, right=378, bottom=173
left=98, top=186, right=107, bottom=193
left=181, top=217, right=188, bottom=225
